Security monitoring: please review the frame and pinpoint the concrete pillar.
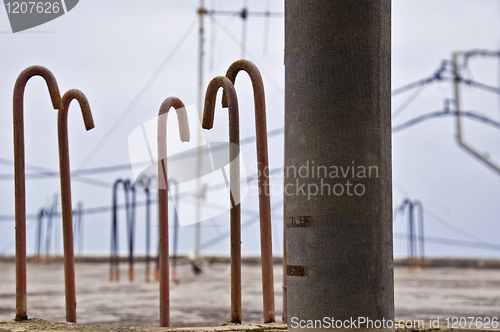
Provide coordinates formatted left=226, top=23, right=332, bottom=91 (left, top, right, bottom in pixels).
left=285, top=1, right=393, bottom=330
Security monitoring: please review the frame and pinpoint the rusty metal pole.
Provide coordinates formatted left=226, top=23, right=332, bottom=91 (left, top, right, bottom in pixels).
left=139, top=177, right=152, bottom=283
left=168, top=179, right=180, bottom=285
left=125, top=180, right=136, bottom=282
left=111, top=179, right=127, bottom=282
left=145, top=185, right=151, bottom=283
left=157, top=97, right=190, bottom=327
left=413, top=200, right=425, bottom=270
left=285, top=1, right=393, bottom=328
left=409, top=202, right=416, bottom=270
left=222, top=59, right=275, bottom=323
left=398, top=199, right=413, bottom=270
left=282, top=161, right=287, bottom=324
left=13, top=66, right=62, bottom=321
left=202, top=76, right=241, bottom=323
left=76, top=202, right=84, bottom=264
left=58, top=89, right=94, bottom=323
left=35, top=209, right=44, bottom=265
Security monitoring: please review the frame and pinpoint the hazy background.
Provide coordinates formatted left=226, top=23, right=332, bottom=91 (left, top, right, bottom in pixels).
left=0, top=0, right=499, bottom=259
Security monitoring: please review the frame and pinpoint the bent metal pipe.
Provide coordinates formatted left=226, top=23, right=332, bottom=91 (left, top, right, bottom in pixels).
left=157, top=97, right=190, bottom=327
left=203, top=76, right=242, bottom=324
left=13, top=66, right=62, bottom=321
left=58, top=89, right=95, bottom=323
left=222, top=59, right=275, bottom=323
left=110, top=179, right=136, bottom=282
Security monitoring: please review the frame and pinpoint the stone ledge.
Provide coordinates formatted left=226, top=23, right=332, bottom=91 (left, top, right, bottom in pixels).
left=0, top=320, right=287, bottom=332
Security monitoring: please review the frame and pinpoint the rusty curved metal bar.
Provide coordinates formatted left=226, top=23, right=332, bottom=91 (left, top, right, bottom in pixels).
left=126, top=180, right=136, bottom=282
left=203, top=76, right=241, bottom=324
left=58, top=89, right=94, bottom=323
left=137, top=175, right=153, bottom=283
left=157, top=97, right=190, bottom=327
left=168, top=179, right=180, bottom=285
left=413, top=200, right=425, bottom=270
left=110, top=179, right=136, bottom=282
left=222, top=59, right=275, bottom=323
left=110, top=179, right=127, bottom=281
left=34, top=209, right=45, bottom=265
left=13, top=66, right=62, bottom=321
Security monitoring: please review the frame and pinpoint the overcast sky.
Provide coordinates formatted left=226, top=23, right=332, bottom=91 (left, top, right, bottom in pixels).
left=0, top=1, right=499, bottom=259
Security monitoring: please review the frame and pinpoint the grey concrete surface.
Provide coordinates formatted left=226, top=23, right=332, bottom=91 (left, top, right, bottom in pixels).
left=284, top=0, right=393, bottom=325
left=0, top=261, right=499, bottom=328
left=0, top=261, right=283, bottom=327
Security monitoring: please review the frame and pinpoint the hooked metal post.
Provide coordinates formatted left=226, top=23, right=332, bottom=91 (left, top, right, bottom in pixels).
left=222, top=59, right=275, bottom=323
left=203, top=76, right=241, bottom=324
left=13, top=66, right=62, bottom=321
left=110, top=179, right=136, bottom=282
left=137, top=175, right=156, bottom=283
left=157, top=97, right=190, bottom=327
left=44, top=195, right=58, bottom=265
left=411, top=200, right=425, bottom=270
left=168, top=179, right=180, bottom=285
left=397, top=199, right=414, bottom=269
left=58, top=89, right=94, bottom=323
left=126, top=180, right=136, bottom=282
left=397, top=199, right=425, bottom=270
left=74, top=202, right=84, bottom=264
left=34, top=209, right=45, bottom=264
left=141, top=177, right=152, bottom=283
left=111, top=179, right=127, bottom=281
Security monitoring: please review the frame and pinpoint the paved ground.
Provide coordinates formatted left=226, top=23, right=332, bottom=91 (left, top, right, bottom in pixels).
left=0, top=260, right=284, bottom=327
left=394, top=266, right=500, bottom=322
left=0, top=260, right=499, bottom=328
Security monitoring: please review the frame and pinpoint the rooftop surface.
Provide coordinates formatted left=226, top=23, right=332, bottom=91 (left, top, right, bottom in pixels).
left=0, top=259, right=499, bottom=330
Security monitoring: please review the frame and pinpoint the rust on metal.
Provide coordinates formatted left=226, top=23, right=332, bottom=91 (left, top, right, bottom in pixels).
left=13, top=66, right=62, bottom=321
left=110, top=179, right=136, bottom=282
left=222, top=59, right=275, bottom=323
left=58, top=89, right=94, bottom=323
left=286, top=216, right=313, bottom=228
left=157, top=97, right=190, bottom=327
left=282, top=148, right=287, bottom=324
left=169, top=179, right=180, bottom=285
left=127, top=181, right=136, bottom=283
left=137, top=176, right=154, bottom=283
left=287, top=265, right=307, bottom=277
left=110, top=179, right=125, bottom=282
left=203, top=76, right=241, bottom=324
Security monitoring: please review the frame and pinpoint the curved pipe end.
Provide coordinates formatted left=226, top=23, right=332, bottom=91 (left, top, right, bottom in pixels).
left=159, top=97, right=190, bottom=143
left=222, top=59, right=261, bottom=109
left=61, top=89, right=95, bottom=131
left=15, top=65, right=62, bottom=110
left=203, top=76, right=238, bottom=130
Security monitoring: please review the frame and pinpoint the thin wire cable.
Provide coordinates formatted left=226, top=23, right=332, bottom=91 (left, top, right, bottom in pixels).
left=394, top=200, right=487, bottom=244
left=0, top=166, right=285, bottom=222
left=0, top=128, right=285, bottom=180
left=458, top=77, right=500, bottom=95
left=0, top=218, right=37, bottom=254
left=211, top=15, right=284, bottom=93
left=0, top=157, right=112, bottom=187
left=391, top=60, right=451, bottom=96
left=392, top=84, right=427, bottom=119
left=424, top=209, right=486, bottom=243
left=392, top=109, right=500, bottom=133
left=77, top=19, right=198, bottom=170
left=394, top=232, right=500, bottom=252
